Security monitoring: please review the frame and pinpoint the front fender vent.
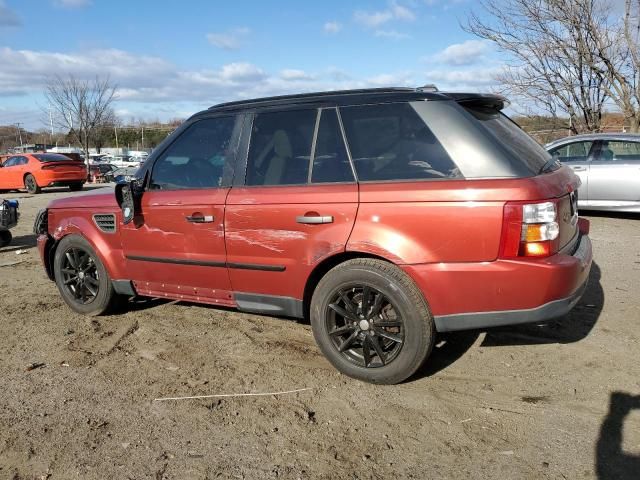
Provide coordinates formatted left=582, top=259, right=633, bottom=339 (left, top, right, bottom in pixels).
left=93, top=214, right=116, bottom=233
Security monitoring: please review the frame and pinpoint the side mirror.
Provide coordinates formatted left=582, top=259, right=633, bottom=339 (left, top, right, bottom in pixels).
left=115, top=180, right=139, bottom=224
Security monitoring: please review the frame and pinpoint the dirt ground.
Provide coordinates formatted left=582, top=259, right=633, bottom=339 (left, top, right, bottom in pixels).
left=0, top=185, right=639, bottom=480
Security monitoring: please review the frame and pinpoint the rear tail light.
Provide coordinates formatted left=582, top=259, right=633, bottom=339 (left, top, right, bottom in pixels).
left=500, top=200, right=560, bottom=258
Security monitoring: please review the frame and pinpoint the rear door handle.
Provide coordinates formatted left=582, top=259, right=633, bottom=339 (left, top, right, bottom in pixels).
left=571, top=166, right=587, bottom=172
left=186, top=214, right=214, bottom=223
left=296, top=215, right=334, bottom=225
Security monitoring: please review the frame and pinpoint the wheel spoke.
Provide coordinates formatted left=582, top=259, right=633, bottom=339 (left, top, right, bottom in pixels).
left=375, top=328, right=403, bottom=344
left=362, top=336, right=372, bottom=367
left=361, top=286, right=372, bottom=314
left=73, top=249, right=81, bottom=270
left=64, top=276, right=78, bottom=286
left=367, top=293, right=384, bottom=318
left=65, top=251, right=77, bottom=269
left=61, top=268, right=76, bottom=275
left=338, top=290, right=357, bottom=314
left=369, top=336, right=386, bottom=366
left=329, top=324, right=354, bottom=337
left=338, top=330, right=359, bottom=352
left=329, top=302, right=357, bottom=321
left=84, top=281, right=97, bottom=297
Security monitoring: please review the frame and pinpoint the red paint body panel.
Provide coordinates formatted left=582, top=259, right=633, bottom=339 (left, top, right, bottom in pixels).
left=225, top=184, right=358, bottom=298
left=0, top=155, right=86, bottom=190
left=121, top=189, right=233, bottom=302
left=349, top=168, right=580, bottom=264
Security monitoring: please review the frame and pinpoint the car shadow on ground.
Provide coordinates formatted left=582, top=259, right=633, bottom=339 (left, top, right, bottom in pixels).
left=596, top=392, right=640, bottom=480
left=412, top=261, right=603, bottom=380
left=582, top=210, right=639, bottom=221
left=0, top=233, right=37, bottom=253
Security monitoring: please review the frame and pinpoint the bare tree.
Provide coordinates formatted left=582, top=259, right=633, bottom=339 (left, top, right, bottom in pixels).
left=45, top=75, right=117, bottom=168
left=595, top=0, right=640, bottom=132
left=465, top=0, right=616, bottom=134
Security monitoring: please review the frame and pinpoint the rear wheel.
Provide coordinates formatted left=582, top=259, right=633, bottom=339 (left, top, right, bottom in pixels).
left=24, top=174, right=41, bottom=194
left=310, top=258, right=434, bottom=384
left=0, top=230, right=11, bottom=248
left=69, top=182, right=84, bottom=192
left=53, top=235, right=121, bottom=316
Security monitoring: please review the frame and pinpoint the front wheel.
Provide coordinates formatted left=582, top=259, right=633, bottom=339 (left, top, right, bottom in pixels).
left=310, top=258, right=435, bottom=384
left=24, top=174, right=41, bottom=194
left=53, top=235, right=121, bottom=316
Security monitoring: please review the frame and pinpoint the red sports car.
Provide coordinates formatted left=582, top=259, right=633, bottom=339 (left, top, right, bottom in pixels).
left=0, top=153, right=86, bottom=194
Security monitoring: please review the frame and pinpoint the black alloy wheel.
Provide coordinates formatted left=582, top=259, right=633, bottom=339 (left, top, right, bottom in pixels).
left=60, top=246, right=100, bottom=305
left=24, top=174, right=41, bottom=194
left=326, top=285, right=404, bottom=368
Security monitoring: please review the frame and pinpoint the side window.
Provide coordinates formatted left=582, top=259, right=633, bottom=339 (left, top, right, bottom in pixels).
left=339, top=102, right=460, bottom=181
left=18, top=156, right=29, bottom=165
left=599, top=141, right=640, bottom=161
left=150, top=116, right=238, bottom=190
left=550, top=141, right=593, bottom=162
left=2, top=157, right=18, bottom=167
left=311, top=109, right=354, bottom=183
left=246, top=109, right=316, bottom=186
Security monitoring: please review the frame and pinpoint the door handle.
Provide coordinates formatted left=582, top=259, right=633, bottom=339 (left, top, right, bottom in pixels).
left=571, top=166, right=587, bottom=172
left=186, top=214, right=214, bottom=223
left=296, top=215, right=334, bottom=224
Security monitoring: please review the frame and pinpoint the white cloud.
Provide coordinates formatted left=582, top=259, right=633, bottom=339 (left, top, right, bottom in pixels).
left=431, top=40, right=491, bottom=66
left=375, top=30, right=410, bottom=40
left=219, top=62, right=266, bottom=82
left=53, top=0, right=92, bottom=8
left=423, top=66, right=503, bottom=90
left=354, top=1, right=415, bottom=28
left=206, top=27, right=250, bottom=50
left=323, top=21, right=342, bottom=34
left=0, top=0, right=20, bottom=26
left=280, top=69, right=315, bottom=81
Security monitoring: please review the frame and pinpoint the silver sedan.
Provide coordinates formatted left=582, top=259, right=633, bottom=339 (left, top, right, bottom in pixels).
left=546, top=133, right=640, bottom=213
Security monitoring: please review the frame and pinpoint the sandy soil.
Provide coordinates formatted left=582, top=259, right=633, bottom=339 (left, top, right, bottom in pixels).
left=0, top=185, right=639, bottom=480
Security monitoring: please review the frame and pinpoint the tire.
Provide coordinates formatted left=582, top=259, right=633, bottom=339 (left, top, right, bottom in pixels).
left=310, top=258, right=435, bottom=384
left=53, top=235, right=120, bottom=316
left=0, top=230, right=11, bottom=248
left=24, top=174, right=41, bottom=194
left=69, top=182, right=84, bottom=192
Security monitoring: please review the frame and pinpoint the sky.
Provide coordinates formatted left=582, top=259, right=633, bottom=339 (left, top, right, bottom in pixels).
left=0, top=0, right=506, bottom=130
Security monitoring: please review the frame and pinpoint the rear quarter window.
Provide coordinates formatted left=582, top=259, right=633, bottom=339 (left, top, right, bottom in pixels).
left=339, top=102, right=461, bottom=181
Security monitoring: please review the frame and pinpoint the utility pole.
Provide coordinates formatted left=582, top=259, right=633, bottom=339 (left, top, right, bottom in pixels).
left=14, top=123, right=23, bottom=149
left=49, top=106, right=54, bottom=144
left=114, top=125, right=119, bottom=150
left=141, top=126, right=144, bottom=150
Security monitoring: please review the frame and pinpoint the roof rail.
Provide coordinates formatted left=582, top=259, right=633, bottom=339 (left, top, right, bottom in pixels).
left=208, top=87, right=418, bottom=110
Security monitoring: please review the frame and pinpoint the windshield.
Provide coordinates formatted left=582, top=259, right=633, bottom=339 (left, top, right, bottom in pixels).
left=33, top=153, right=79, bottom=162
left=464, top=107, right=552, bottom=174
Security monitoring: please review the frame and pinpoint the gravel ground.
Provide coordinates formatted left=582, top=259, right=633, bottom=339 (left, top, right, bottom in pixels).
left=0, top=186, right=639, bottom=480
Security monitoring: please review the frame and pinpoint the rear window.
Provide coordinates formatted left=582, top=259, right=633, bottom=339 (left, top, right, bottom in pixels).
left=33, top=153, right=78, bottom=162
left=339, top=103, right=461, bottom=181
left=464, top=107, right=552, bottom=173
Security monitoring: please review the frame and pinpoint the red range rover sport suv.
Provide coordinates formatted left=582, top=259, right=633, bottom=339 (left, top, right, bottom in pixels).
left=34, top=88, right=592, bottom=384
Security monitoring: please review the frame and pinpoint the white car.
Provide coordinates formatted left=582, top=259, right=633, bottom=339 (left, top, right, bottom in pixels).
left=109, top=156, right=142, bottom=169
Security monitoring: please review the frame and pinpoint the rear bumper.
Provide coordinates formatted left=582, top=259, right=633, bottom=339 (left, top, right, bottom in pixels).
left=403, top=231, right=593, bottom=332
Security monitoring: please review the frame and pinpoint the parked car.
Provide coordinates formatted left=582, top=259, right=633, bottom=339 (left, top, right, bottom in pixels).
left=546, top=133, right=640, bottom=212
left=0, top=153, right=86, bottom=194
left=0, top=198, right=19, bottom=247
left=34, top=88, right=592, bottom=384
left=112, top=167, right=139, bottom=184
left=88, top=163, right=116, bottom=183
left=110, top=156, right=142, bottom=169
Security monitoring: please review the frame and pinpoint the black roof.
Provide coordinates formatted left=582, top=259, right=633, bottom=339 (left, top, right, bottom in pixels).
left=203, top=87, right=507, bottom=114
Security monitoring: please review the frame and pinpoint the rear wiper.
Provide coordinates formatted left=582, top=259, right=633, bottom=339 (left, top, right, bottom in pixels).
left=539, top=157, right=559, bottom=174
